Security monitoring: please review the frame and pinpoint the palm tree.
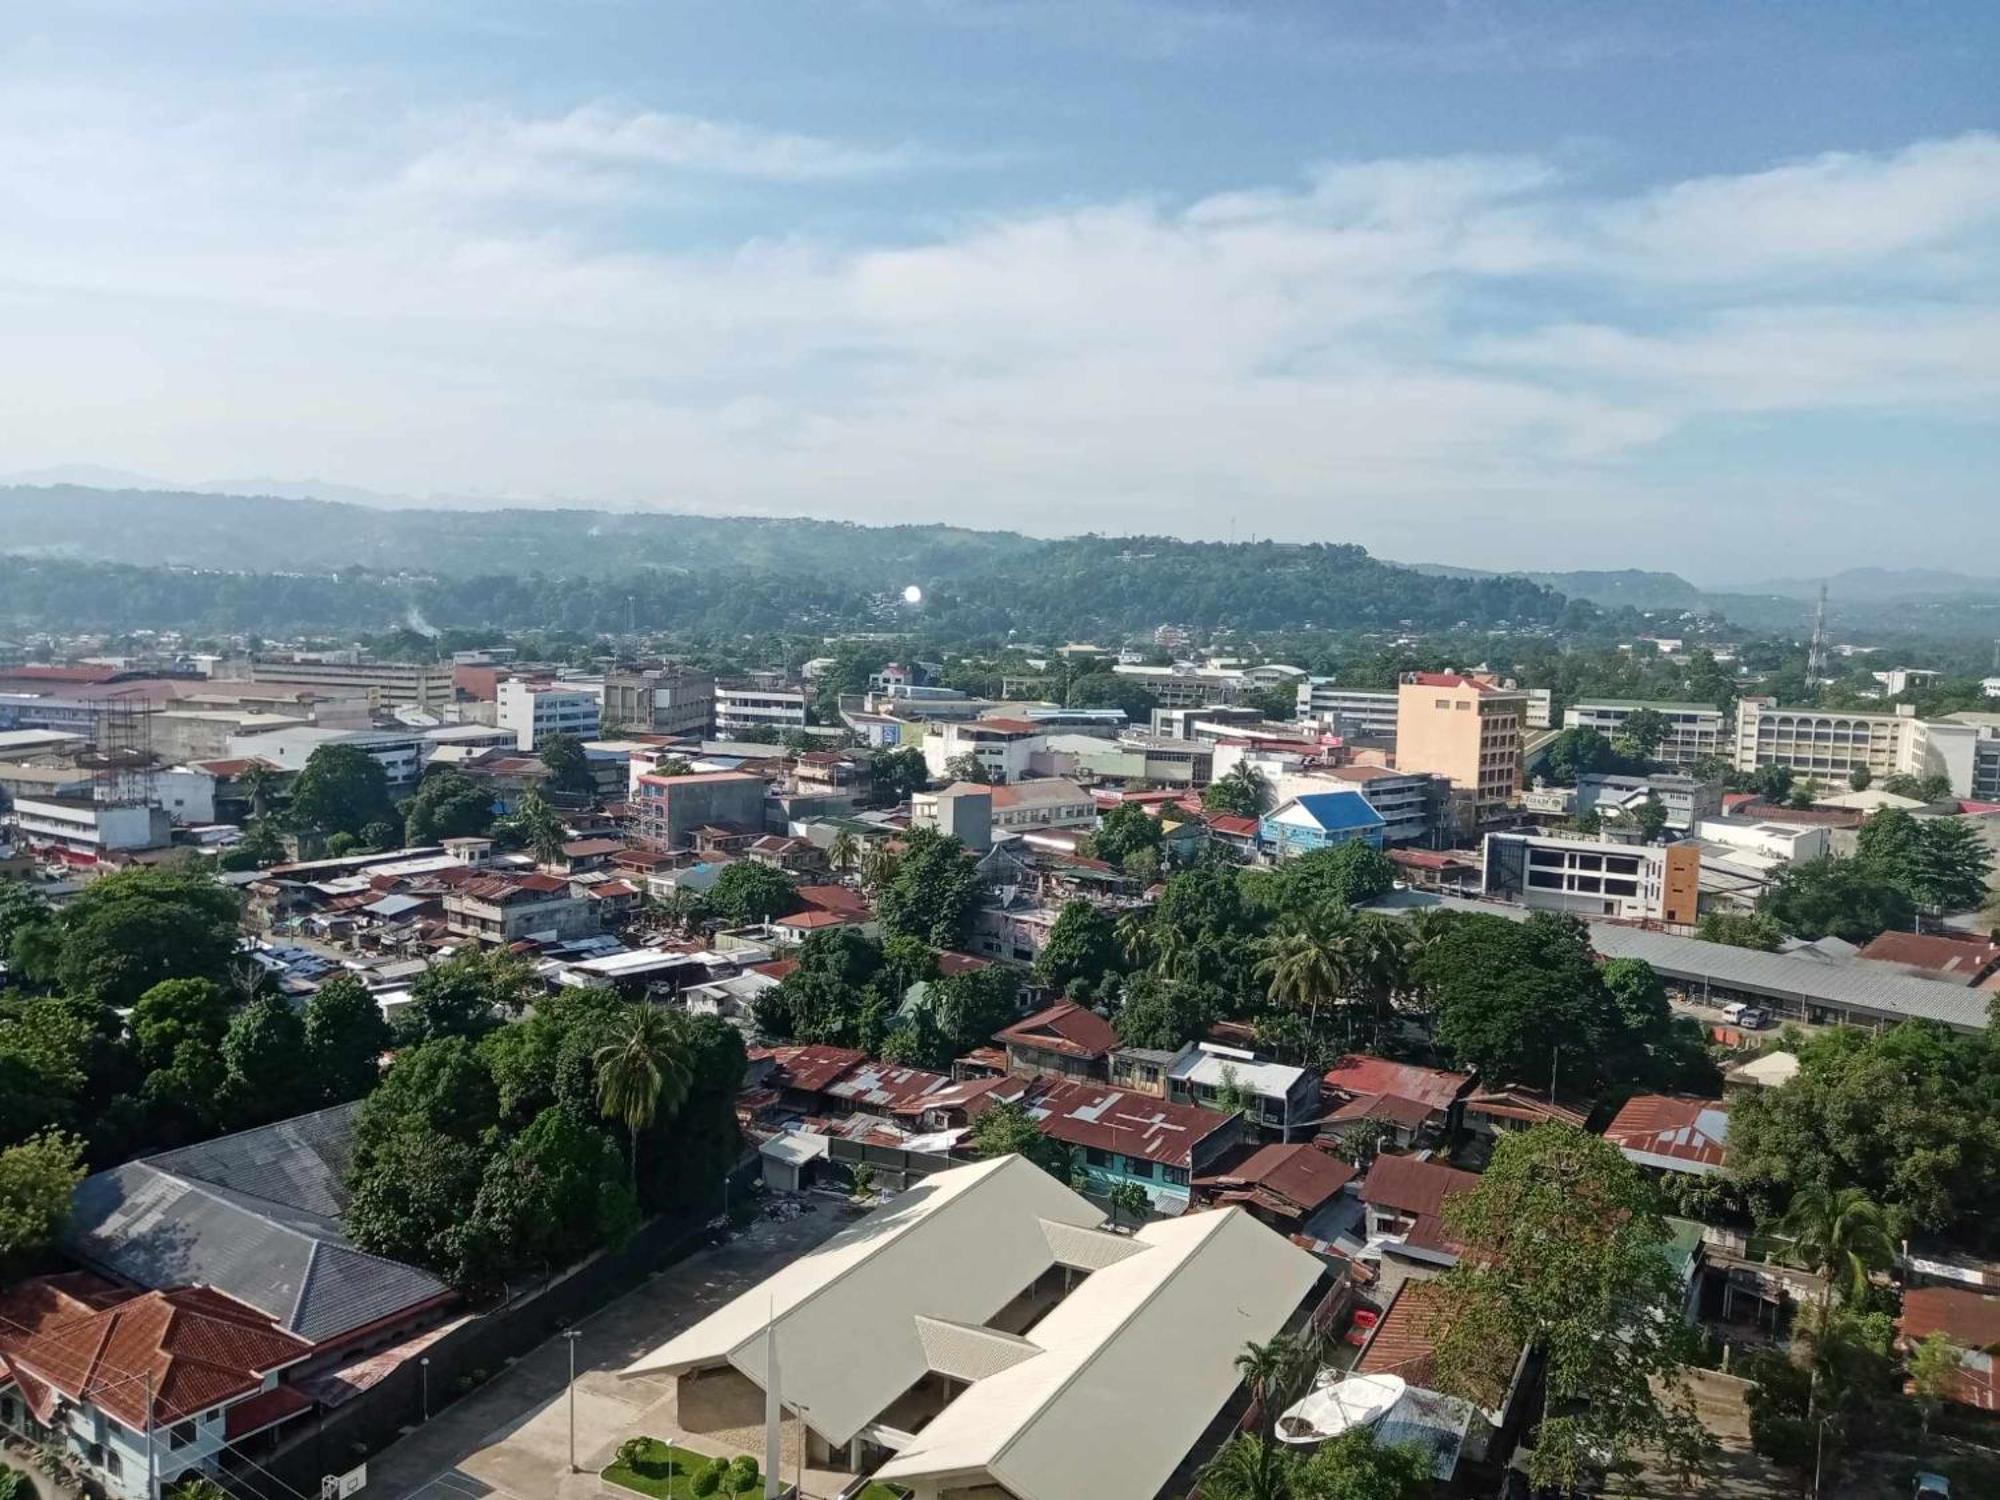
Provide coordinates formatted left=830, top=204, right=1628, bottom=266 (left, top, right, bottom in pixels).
left=238, top=761, right=279, bottom=821
left=1345, top=915, right=1408, bottom=1047
left=1196, top=1433, right=1290, bottom=1500
left=1114, top=908, right=1154, bottom=969
left=1779, top=1185, right=1896, bottom=1316
left=859, top=842, right=900, bottom=893
left=828, top=830, right=860, bottom=881
left=1255, top=912, right=1349, bottom=1053
left=516, top=788, right=567, bottom=867
left=1149, top=921, right=1201, bottom=983
left=595, top=1005, right=693, bottom=1194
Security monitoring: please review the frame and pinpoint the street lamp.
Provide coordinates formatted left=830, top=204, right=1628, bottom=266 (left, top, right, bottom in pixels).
left=564, top=1328, right=584, bottom=1473
left=420, top=1357, right=430, bottom=1422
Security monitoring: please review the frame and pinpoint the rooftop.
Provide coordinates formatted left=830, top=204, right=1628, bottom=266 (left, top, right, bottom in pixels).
left=1323, top=1055, right=1470, bottom=1116
left=1603, top=1095, right=1731, bottom=1175
left=995, top=1001, right=1120, bottom=1061
left=1026, top=1078, right=1236, bottom=1168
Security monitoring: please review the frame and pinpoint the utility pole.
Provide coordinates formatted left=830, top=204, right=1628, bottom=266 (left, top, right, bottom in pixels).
left=564, top=1328, right=583, bottom=1473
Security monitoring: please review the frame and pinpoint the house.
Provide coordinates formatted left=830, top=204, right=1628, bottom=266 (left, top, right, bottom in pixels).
left=752, top=1044, right=870, bottom=1113
left=622, top=1156, right=1323, bottom=1500
left=1855, top=930, right=2000, bottom=986
left=553, top=836, right=627, bottom=874
left=442, top=870, right=596, bottom=944
left=1349, top=1277, right=1527, bottom=1481
left=824, top=1061, right=950, bottom=1116
left=1358, top=1155, right=1483, bottom=1267
left=1320, top=1055, right=1473, bottom=1150
left=1025, top=1079, right=1242, bottom=1214
left=1603, top=1095, right=1731, bottom=1177
left=0, top=1281, right=314, bottom=1500
left=987, top=778, right=1096, bottom=834
left=1194, top=1141, right=1357, bottom=1232
left=1259, top=790, right=1387, bottom=859
left=1165, top=1041, right=1320, bottom=1142
left=895, top=1073, right=1032, bottom=1133
left=1461, top=1087, right=1590, bottom=1139
left=1900, top=1286, right=2000, bottom=1411
left=995, top=1001, right=1121, bottom=1082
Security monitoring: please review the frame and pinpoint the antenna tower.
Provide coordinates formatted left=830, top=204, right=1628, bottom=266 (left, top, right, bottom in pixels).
left=1805, top=581, right=1829, bottom=685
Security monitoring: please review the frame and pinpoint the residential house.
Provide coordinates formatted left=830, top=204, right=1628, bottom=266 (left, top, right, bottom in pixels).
left=1193, top=1141, right=1357, bottom=1234
left=1320, top=1055, right=1472, bottom=1151
left=1899, top=1287, right=2000, bottom=1412
left=1024, top=1078, right=1243, bottom=1213
left=989, top=778, right=1095, bottom=835
left=996, top=1002, right=1121, bottom=1082
left=442, top=870, right=597, bottom=944
left=1603, top=1095, right=1731, bottom=1178
left=1461, top=1087, right=1591, bottom=1139
left=1259, top=790, right=1387, bottom=859
left=1855, top=930, right=2000, bottom=986
left=1358, top=1155, right=1483, bottom=1268
left=1164, top=1042, right=1321, bottom=1142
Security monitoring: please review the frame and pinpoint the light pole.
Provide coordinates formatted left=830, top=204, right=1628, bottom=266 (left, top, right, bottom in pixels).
left=420, top=1357, right=430, bottom=1422
left=564, top=1328, right=583, bottom=1473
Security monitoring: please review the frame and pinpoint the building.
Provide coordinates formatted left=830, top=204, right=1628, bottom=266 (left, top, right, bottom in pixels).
left=1260, top=789, right=1388, bottom=858
left=1192, top=1142, right=1356, bottom=1233
left=1026, top=1077, right=1244, bottom=1213
left=1873, top=667, right=1942, bottom=697
left=632, top=770, right=766, bottom=851
left=1164, top=1041, right=1320, bottom=1141
left=228, top=726, right=427, bottom=789
left=1899, top=1287, right=2000, bottom=1411
left=1153, top=704, right=1264, bottom=739
left=246, top=655, right=451, bottom=713
left=1358, top=1154, right=1483, bottom=1267
left=1603, top=1095, right=1731, bottom=1177
left=1395, top=672, right=1526, bottom=829
left=910, top=782, right=995, bottom=851
left=1320, top=1055, right=1472, bottom=1151
left=600, top=668, right=715, bottom=737
left=988, top=778, right=1095, bottom=835
left=442, top=870, right=597, bottom=944
left=1286, top=766, right=1441, bottom=846
left=1929, top=713, right=2000, bottom=800
left=1295, top=681, right=1400, bottom=739
left=1564, top=700, right=1729, bottom=768
left=497, top=677, right=601, bottom=750
left=995, top=1001, right=1120, bottom=1082
left=1575, top=772, right=1724, bottom=832
left=1109, top=662, right=1246, bottom=707
left=622, top=1156, right=1321, bottom=1500
left=714, top=679, right=809, bottom=737
left=923, top=718, right=1046, bottom=785
left=5, top=796, right=171, bottom=864
left=1481, top=830, right=1701, bottom=926
left=1730, top=697, right=1931, bottom=787
left=1855, top=931, right=2000, bottom=986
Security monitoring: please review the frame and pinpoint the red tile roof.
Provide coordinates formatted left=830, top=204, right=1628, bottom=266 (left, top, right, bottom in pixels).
left=995, top=1001, right=1119, bottom=1061
left=1323, top=1055, right=1470, bottom=1116
left=1603, top=1095, right=1731, bottom=1172
left=751, top=959, right=799, bottom=980
left=1197, top=1143, right=1356, bottom=1218
left=796, top=885, right=872, bottom=920
left=1355, top=1277, right=1446, bottom=1385
left=1027, top=1079, right=1235, bottom=1169
left=1202, top=813, right=1260, bottom=839
left=935, top=951, right=993, bottom=976
left=775, top=909, right=851, bottom=930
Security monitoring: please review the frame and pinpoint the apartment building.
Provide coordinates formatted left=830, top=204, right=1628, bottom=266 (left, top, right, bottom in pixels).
left=1482, top=830, right=1701, bottom=927
left=989, top=778, right=1096, bottom=834
left=245, top=656, right=452, bottom=713
left=1564, top=699, right=1729, bottom=768
left=631, top=770, right=766, bottom=851
left=1152, top=704, right=1264, bottom=740
left=1110, top=663, right=1246, bottom=708
left=713, top=679, right=809, bottom=736
left=497, top=678, right=602, bottom=750
left=1280, top=765, right=1442, bottom=846
left=911, top=782, right=995, bottom=851
left=1395, top=672, right=1526, bottom=829
left=600, top=668, right=715, bottom=737
left=1295, top=680, right=1400, bottom=739
left=1730, top=697, right=1929, bottom=785
left=5, top=797, right=172, bottom=863
left=922, top=718, right=1045, bottom=784
left=1926, top=714, right=2000, bottom=800
left=227, top=726, right=427, bottom=789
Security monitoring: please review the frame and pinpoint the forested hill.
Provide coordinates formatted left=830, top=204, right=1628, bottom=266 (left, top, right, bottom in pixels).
left=0, top=486, right=1573, bottom=637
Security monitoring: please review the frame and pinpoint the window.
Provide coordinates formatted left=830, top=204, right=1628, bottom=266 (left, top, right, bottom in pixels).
left=1085, top=1147, right=1112, bottom=1167
left=1123, top=1156, right=1155, bottom=1179
left=1162, top=1166, right=1189, bottom=1186
left=168, top=1422, right=198, bottom=1451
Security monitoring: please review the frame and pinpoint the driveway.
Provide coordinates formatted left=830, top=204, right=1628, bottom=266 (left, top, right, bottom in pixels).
left=378, top=1202, right=851, bottom=1500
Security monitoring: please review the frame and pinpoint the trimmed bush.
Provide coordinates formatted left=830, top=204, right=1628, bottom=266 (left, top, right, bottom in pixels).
left=728, top=1456, right=760, bottom=1492
left=691, top=1459, right=726, bottom=1497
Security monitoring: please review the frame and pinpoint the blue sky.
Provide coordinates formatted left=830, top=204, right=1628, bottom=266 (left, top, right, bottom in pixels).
left=3, top=1, right=1996, bottom=580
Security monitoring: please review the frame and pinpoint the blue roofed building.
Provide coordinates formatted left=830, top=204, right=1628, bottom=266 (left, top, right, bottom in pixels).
left=1259, top=790, right=1388, bottom=859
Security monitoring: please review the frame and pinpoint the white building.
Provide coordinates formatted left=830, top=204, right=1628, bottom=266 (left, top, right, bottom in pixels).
left=7, top=797, right=171, bottom=862
left=621, top=1156, right=1321, bottom=1500
left=154, top=766, right=218, bottom=825
left=1730, top=697, right=1930, bottom=787
left=1564, top=699, right=1729, bottom=768
left=226, top=727, right=427, bottom=789
left=497, top=678, right=601, bottom=750
left=1294, top=680, right=1399, bottom=739
left=1481, top=830, right=1701, bottom=926
left=1872, top=668, right=1942, bottom=697
left=714, top=680, right=809, bottom=737
left=922, top=718, right=1046, bottom=784
left=1110, top=662, right=1247, bottom=707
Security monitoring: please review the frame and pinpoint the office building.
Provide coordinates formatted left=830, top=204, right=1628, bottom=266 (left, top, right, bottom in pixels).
left=1395, top=672, right=1526, bottom=829
left=497, top=678, right=602, bottom=750
left=246, top=656, right=452, bottom=713
left=713, top=679, right=809, bottom=737
left=1730, top=698, right=1930, bottom=786
left=1295, top=680, right=1399, bottom=739
left=1576, top=772, right=1724, bottom=832
left=600, top=668, right=715, bottom=737
left=1564, top=700, right=1729, bottom=769
left=632, top=770, right=766, bottom=851
left=1482, top=831, right=1701, bottom=926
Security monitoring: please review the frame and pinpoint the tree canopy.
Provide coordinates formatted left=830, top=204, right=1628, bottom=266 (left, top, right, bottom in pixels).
left=1759, top=856, right=1915, bottom=943
left=875, top=828, right=983, bottom=947
left=288, top=742, right=396, bottom=839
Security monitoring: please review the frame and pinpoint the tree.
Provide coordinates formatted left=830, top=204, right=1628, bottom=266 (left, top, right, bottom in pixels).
left=1256, top=842, right=1397, bottom=918
left=538, top=733, right=596, bottom=796
left=1204, top=763, right=1268, bottom=817
left=168, top=1480, right=233, bottom=1500
left=1082, top=802, right=1163, bottom=871
left=1257, top=912, right=1349, bottom=1053
left=237, top=761, right=282, bottom=821
left=289, top=742, right=395, bottom=838
left=596, top=1005, right=693, bottom=1193
left=56, top=866, right=241, bottom=1009
left=1427, top=1124, right=1709, bottom=1492
left=1063, top=670, right=1159, bottom=723
left=0, top=1130, right=86, bottom=1277
left=827, top=830, right=861, bottom=879
left=130, top=977, right=228, bottom=1076
left=217, top=818, right=286, bottom=871
left=507, top=787, right=568, bottom=866
left=1777, top=1184, right=1895, bottom=1317
left=1418, top=914, right=1625, bottom=1092
left=1857, top=808, right=1994, bottom=914
left=1883, top=771, right=1953, bottom=803
left=1697, top=911, right=1786, bottom=951
left=305, top=974, right=394, bottom=1105
left=1292, top=1429, right=1433, bottom=1500
left=1195, top=1434, right=1289, bottom=1500
left=1908, top=1331, right=1964, bottom=1437
left=1033, top=901, right=1121, bottom=994
left=397, top=948, right=536, bottom=1044
left=467, top=1106, right=639, bottom=1274
left=706, top=861, right=798, bottom=924
left=404, top=767, right=496, bottom=845
left=1612, top=706, right=1671, bottom=763
left=0, top=883, right=61, bottom=988
left=869, top=746, right=931, bottom=804
left=1750, top=763, right=1795, bottom=803
left=1629, top=792, right=1669, bottom=843
left=1540, top=727, right=1622, bottom=786
left=941, top=751, right=993, bottom=785
left=1113, top=973, right=1222, bottom=1051
left=930, top=965, right=1021, bottom=1059
left=221, top=992, right=311, bottom=1128
left=1105, top=1180, right=1151, bottom=1233
left=1847, top=764, right=1872, bottom=792
left=876, top=828, right=983, bottom=947
left=1760, top=856, right=1914, bottom=943
left=967, top=1098, right=1073, bottom=1181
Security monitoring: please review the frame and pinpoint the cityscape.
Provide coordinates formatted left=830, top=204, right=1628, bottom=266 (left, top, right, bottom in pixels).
left=1, top=6, right=1997, bottom=1500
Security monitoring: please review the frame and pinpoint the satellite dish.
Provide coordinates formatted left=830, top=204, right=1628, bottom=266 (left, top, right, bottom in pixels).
left=902, top=585, right=923, bottom=605
left=1274, top=1373, right=1406, bottom=1445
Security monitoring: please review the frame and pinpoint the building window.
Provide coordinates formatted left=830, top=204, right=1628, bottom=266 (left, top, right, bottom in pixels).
left=1085, top=1147, right=1112, bottom=1167
left=168, top=1422, right=198, bottom=1450
left=1123, top=1156, right=1155, bottom=1179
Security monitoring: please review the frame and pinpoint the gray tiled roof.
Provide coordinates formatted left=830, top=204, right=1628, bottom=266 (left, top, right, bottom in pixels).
left=65, top=1104, right=451, bottom=1345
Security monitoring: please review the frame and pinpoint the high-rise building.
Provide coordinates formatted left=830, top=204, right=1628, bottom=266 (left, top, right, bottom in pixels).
left=1730, top=697, right=1927, bottom=785
left=1294, top=680, right=1399, bottom=739
left=1394, top=672, right=1525, bottom=830
left=600, top=669, right=715, bottom=737
left=497, top=679, right=601, bottom=751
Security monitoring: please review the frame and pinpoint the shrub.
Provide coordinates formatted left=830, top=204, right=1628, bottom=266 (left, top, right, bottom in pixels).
left=614, top=1437, right=652, bottom=1471
left=692, top=1459, right=726, bottom=1497
left=728, top=1456, right=760, bottom=1492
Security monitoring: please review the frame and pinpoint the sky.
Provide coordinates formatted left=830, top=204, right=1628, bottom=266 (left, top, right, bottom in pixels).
left=2, top=1, right=1996, bottom=582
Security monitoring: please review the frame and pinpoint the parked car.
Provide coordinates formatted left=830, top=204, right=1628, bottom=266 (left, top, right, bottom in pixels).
left=1736, top=1007, right=1770, bottom=1030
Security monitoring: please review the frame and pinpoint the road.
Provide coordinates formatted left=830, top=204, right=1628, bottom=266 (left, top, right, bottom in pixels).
left=378, top=1203, right=849, bottom=1500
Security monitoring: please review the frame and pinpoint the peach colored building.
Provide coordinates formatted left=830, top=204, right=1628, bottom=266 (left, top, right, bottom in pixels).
left=1394, top=671, right=1525, bottom=831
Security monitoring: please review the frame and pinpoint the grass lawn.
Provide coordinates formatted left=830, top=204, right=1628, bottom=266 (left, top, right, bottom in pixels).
left=854, top=1485, right=909, bottom=1500
left=604, top=1439, right=742, bottom=1500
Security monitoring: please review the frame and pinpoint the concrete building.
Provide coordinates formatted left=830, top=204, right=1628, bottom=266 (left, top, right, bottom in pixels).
left=632, top=770, right=767, bottom=851
left=1575, top=772, right=1724, bottom=832
left=1164, top=1042, right=1319, bottom=1142
left=245, top=656, right=451, bottom=713
left=1872, top=667, right=1942, bottom=697
left=6, top=797, right=171, bottom=863
left=1563, top=699, right=1729, bottom=769
left=1730, top=697, right=1930, bottom=787
left=497, top=677, right=602, bottom=750
left=1927, top=714, right=2000, bottom=801
left=1295, top=680, right=1400, bottom=738
left=226, top=726, right=427, bottom=790
left=922, top=718, right=1045, bottom=785
left=714, top=679, right=809, bottom=737
left=1481, top=830, right=1701, bottom=926
left=622, top=1156, right=1320, bottom=1500
left=989, top=779, right=1095, bottom=835
left=1395, top=672, right=1526, bottom=829
left=1152, top=704, right=1264, bottom=739
left=1279, top=765, right=1442, bottom=846
left=442, top=871, right=596, bottom=944
left=1260, top=789, right=1387, bottom=858
left=910, top=782, right=994, bottom=852
left=1110, top=662, right=1247, bottom=707
left=601, top=668, right=715, bottom=737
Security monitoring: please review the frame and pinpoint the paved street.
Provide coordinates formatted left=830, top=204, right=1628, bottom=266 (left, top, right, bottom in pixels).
left=376, top=1202, right=850, bottom=1500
